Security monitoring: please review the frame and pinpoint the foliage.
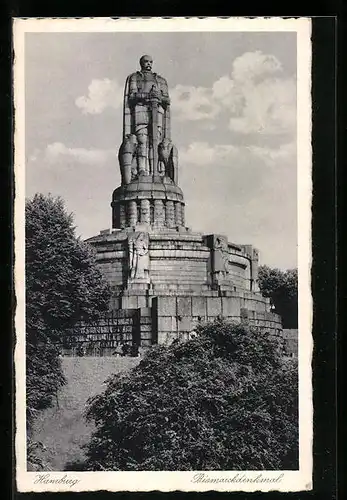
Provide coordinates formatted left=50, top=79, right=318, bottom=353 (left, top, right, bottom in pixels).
left=25, top=194, right=111, bottom=435
left=258, top=265, right=298, bottom=328
left=26, top=341, right=65, bottom=425
left=84, top=320, right=298, bottom=471
left=27, top=438, right=50, bottom=471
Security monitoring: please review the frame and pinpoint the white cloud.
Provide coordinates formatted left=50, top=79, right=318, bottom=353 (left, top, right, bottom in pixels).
left=26, top=143, right=120, bottom=242
left=74, top=52, right=296, bottom=140
left=211, top=76, right=242, bottom=111
left=75, top=78, right=123, bottom=115
left=180, top=142, right=238, bottom=166
left=227, top=77, right=296, bottom=135
left=170, top=84, right=220, bottom=121
left=231, top=50, right=282, bottom=82
left=180, top=141, right=295, bottom=167
left=44, top=142, right=118, bottom=164
left=248, top=142, right=296, bottom=164
left=28, top=148, right=40, bottom=163
left=210, top=52, right=296, bottom=136
left=179, top=140, right=297, bottom=269
left=172, top=51, right=296, bottom=138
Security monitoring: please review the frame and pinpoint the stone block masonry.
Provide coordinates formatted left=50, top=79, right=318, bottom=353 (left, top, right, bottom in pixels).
left=84, top=226, right=283, bottom=350
left=63, top=294, right=282, bottom=354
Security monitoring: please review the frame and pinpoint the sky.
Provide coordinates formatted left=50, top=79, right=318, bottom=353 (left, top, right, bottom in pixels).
left=25, top=31, right=297, bottom=269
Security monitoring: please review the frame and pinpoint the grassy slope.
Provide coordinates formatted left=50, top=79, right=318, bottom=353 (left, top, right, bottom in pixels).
left=31, top=356, right=140, bottom=471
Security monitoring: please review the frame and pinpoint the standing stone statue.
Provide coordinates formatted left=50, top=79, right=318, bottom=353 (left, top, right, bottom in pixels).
left=119, top=55, right=178, bottom=183
left=210, top=235, right=230, bottom=286
left=215, top=237, right=230, bottom=276
left=128, top=231, right=150, bottom=280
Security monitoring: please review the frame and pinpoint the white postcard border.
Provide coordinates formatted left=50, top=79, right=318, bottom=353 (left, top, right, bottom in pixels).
left=14, top=16, right=313, bottom=493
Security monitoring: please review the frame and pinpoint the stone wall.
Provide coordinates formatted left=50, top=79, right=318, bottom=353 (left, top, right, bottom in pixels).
left=61, top=307, right=155, bottom=355
left=61, top=295, right=282, bottom=355
left=153, top=295, right=282, bottom=345
left=88, top=229, right=260, bottom=297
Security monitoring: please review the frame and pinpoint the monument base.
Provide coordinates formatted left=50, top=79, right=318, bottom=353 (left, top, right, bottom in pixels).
left=77, top=227, right=282, bottom=349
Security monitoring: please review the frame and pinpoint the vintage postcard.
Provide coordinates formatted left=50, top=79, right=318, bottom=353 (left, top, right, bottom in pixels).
left=14, top=17, right=312, bottom=492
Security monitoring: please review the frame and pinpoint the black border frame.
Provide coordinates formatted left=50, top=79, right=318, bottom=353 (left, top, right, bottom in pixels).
left=0, top=7, right=339, bottom=500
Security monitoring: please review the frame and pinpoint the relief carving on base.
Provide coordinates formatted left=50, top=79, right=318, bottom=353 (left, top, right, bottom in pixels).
left=251, top=247, right=260, bottom=292
left=213, top=235, right=230, bottom=282
left=128, top=231, right=150, bottom=280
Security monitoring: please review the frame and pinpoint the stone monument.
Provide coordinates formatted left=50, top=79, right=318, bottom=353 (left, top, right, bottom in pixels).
left=83, top=55, right=282, bottom=351
left=112, top=54, right=183, bottom=232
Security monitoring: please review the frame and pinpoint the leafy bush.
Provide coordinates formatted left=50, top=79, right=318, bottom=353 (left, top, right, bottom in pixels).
left=27, top=438, right=50, bottom=471
left=258, top=266, right=298, bottom=328
left=84, top=320, right=298, bottom=471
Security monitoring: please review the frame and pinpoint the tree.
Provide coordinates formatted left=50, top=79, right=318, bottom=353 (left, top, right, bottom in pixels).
left=258, top=266, right=298, bottom=329
left=84, top=320, right=298, bottom=471
left=25, top=194, right=111, bottom=434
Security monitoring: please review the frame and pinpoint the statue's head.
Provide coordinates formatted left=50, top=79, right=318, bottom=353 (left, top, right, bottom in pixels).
left=139, top=55, right=153, bottom=72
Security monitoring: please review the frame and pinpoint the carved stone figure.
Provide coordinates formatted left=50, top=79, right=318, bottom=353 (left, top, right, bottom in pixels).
left=128, top=231, right=150, bottom=280
left=242, top=245, right=260, bottom=292
left=158, top=138, right=178, bottom=182
left=118, top=133, right=138, bottom=185
left=250, top=248, right=260, bottom=292
left=214, top=236, right=230, bottom=275
left=112, top=56, right=186, bottom=231
left=120, top=55, right=177, bottom=181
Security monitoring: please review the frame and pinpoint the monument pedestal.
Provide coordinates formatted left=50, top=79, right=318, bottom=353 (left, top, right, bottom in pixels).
left=111, top=176, right=185, bottom=230
left=86, top=227, right=282, bottom=346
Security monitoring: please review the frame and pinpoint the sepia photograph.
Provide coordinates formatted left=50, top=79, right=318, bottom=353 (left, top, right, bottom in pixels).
left=14, top=17, right=312, bottom=492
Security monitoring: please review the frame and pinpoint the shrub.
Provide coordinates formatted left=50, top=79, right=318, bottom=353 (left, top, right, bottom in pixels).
left=84, top=320, right=298, bottom=471
left=258, top=266, right=298, bottom=329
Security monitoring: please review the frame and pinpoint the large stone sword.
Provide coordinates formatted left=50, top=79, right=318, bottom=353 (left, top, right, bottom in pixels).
left=150, top=86, right=159, bottom=176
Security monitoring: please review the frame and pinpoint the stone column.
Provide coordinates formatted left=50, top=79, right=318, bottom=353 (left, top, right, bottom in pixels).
left=165, top=200, right=175, bottom=228
left=113, top=204, right=120, bottom=228
left=175, top=202, right=182, bottom=226
left=150, top=200, right=155, bottom=225
left=140, top=199, right=151, bottom=224
left=154, top=199, right=165, bottom=226
left=119, top=203, right=126, bottom=228
left=127, top=200, right=137, bottom=227
left=181, top=204, right=185, bottom=227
